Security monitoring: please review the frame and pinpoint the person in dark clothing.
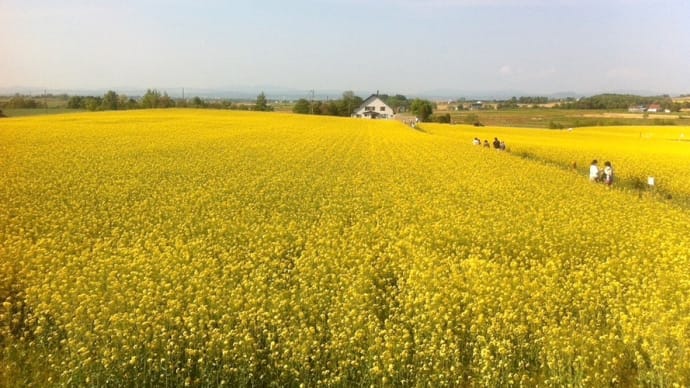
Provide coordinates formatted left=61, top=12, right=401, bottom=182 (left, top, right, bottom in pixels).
left=603, top=161, right=614, bottom=186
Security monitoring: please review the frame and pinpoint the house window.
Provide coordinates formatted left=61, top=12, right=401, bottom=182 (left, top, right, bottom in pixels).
left=380, top=106, right=386, bottom=111
left=365, top=106, right=374, bottom=111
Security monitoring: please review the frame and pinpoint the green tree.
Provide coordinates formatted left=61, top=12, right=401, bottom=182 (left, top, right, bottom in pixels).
left=254, top=92, right=270, bottom=111
left=410, top=98, right=434, bottom=122
left=338, top=91, right=363, bottom=116
left=101, top=90, right=119, bottom=110
left=190, top=96, right=206, bottom=108
left=292, top=98, right=310, bottom=114
left=84, top=97, right=102, bottom=111
left=433, top=113, right=451, bottom=123
left=321, top=100, right=339, bottom=116
left=141, top=89, right=162, bottom=109
left=5, top=95, right=39, bottom=109
left=67, top=96, right=84, bottom=109
left=383, top=94, right=409, bottom=113
left=312, top=101, right=324, bottom=115
left=158, top=92, right=175, bottom=108
left=118, top=95, right=138, bottom=109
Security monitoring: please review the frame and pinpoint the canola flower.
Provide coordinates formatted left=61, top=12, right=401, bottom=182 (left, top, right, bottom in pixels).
left=1, top=110, right=690, bottom=386
left=426, top=123, right=690, bottom=206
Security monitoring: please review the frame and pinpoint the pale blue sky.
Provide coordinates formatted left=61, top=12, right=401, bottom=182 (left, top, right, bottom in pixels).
left=1, top=0, right=689, bottom=96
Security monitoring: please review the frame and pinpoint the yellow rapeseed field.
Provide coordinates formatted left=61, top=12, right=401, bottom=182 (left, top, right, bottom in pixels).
left=426, top=123, right=690, bottom=205
left=1, top=109, right=690, bottom=386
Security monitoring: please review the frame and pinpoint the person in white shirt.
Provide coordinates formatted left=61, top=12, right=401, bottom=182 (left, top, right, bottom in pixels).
left=589, top=160, right=600, bottom=182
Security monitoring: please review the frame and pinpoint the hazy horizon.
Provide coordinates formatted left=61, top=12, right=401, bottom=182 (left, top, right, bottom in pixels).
left=2, top=0, right=689, bottom=97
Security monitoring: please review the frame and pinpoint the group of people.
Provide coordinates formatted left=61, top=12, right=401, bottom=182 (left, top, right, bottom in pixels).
left=589, top=159, right=614, bottom=186
left=473, top=137, right=506, bottom=151
left=470, top=136, right=614, bottom=186
left=404, top=117, right=420, bottom=128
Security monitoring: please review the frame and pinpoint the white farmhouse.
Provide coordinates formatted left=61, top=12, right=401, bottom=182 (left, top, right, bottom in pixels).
left=647, top=104, right=661, bottom=113
left=352, top=94, right=395, bottom=119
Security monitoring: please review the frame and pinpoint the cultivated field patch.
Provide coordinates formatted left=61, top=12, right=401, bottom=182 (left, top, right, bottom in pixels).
left=2, top=110, right=690, bottom=386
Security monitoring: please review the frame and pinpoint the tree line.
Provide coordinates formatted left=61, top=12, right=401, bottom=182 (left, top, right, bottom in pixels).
left=0, top=90, right=437, bottom=122
left=1, top=95, right=46, bottom=109
left=5, top=91, right=688, bottom=120
left=494, top=96, right=550, bottom=110
left=555, top=94, right=682, bottom=111
left=0, top=90, right=274, bottom=113
left=291, top=91, right=365, bottom=116
left=452, top=94, right=690, bottom=112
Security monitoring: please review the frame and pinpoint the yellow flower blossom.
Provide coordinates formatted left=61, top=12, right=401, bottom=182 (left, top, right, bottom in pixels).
left=0, top=110, right=689, bottom=386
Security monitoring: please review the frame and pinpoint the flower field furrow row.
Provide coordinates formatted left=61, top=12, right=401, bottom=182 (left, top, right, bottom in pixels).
left=1, top=110, right=690, bottom=386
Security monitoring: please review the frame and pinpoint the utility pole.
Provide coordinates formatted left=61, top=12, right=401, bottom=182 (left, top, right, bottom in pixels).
left=310, top=89, right=315, bottom=114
